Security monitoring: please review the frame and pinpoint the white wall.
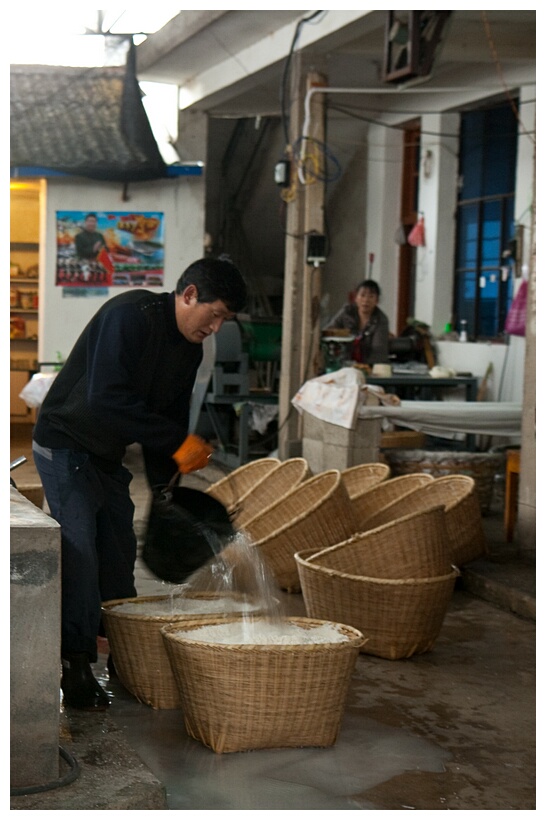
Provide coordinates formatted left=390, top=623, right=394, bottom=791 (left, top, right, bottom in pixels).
left=39, top=175, right=205, bottom=363
left=436, top=340, right=523, bottom=403
left=321, top=124, right=403, bottom=329
left=321, top=143, right=369, bottom=323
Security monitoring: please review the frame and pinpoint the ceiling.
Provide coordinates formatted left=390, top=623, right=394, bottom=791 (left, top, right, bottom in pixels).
left=135, top=10, right=536, bottom=121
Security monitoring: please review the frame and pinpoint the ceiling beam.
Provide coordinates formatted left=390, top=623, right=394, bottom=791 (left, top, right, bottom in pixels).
left=136, top=10, right=227, bottom=75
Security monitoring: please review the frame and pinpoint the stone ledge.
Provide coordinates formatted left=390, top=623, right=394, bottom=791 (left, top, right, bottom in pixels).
left=460, top=562, right=536, bottom=622
left=10, top=712, right=168, bottom=810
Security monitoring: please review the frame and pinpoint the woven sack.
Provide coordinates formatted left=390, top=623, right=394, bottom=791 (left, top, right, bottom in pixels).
left=101, top=592, right=260, bottom=709
left=360, top=475, right=486, bottom=566
left=233, top=458, right=310, bottom=528
left=340, top=462, right=391, bottom=500
left=350, top=473, right=434, bottom=531
left=295, top=551, right=459, bottom=659
left=205, top=458, right=280, bottom=511
left=305, top=506, right=451, bottom=579
left=161, top=615, right=364, bottom=753
left=241, top=470, right=358, bottom=592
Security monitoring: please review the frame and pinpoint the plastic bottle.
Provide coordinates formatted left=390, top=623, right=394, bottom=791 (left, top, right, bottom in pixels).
left=459, top=320, right=468, bottom=343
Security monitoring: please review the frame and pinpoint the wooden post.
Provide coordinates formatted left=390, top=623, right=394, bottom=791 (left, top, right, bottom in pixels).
left=278, top=58, right=327, bottom=459
left=301, top=74, right=327, bottom=384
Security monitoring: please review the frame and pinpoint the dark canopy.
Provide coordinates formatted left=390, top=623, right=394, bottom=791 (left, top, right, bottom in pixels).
left=10, top=44, right=168, bottom=183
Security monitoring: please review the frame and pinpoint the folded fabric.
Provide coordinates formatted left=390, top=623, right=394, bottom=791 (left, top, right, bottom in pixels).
left=292, top=367, right=365, bottom=429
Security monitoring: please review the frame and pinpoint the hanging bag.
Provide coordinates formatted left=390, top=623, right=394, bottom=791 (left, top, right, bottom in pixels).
left=504, top=280, right=528, bottom=337
left=407, top=216, right=426, bottom=247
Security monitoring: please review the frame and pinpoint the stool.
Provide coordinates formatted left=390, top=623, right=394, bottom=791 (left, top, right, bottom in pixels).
left=504, top=449, right=521, bottom=542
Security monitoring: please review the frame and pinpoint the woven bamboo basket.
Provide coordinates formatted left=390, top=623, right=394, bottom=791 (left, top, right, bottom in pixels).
left=101, top=593, right=261, bottom=709
left=205, top=458, right=280, bottom=511
left=350, top=473, right=434, bottom=531
left=160, top=615, right=365, bottom=753
left=384, top=450, right=504, bottom=513
left=360, top=475, right=486, bottom=566
left=295, top=552, right=459, bottom=659
left=304, top=506, right=451, bottom=580
left=233, top=458, right=311, bottom=528
left=241, top=470, right=358, bottom=592
left=340, top=462, right=391, bottom=500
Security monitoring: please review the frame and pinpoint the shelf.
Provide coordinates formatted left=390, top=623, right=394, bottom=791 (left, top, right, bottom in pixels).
left=10, top=278, right=39, bottom=285
left=11, top=309, right=38, bottom=314
left=10, top=242, right=39, bottom=252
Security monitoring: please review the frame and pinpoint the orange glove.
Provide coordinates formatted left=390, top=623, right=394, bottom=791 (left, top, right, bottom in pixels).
left=172, top=434, right=214, bottom=474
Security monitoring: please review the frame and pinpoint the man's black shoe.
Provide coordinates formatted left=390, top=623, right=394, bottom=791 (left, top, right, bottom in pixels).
left=61, top=652, right=110, bottom=711
left=107, top=653, right=117, bottom=678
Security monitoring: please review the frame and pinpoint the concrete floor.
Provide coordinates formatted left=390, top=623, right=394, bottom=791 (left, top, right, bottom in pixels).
left=10, top=430, right=536, bottom=811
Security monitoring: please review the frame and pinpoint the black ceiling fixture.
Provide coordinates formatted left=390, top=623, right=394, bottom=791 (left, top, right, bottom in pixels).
left=383, top=11, right=451, bottom=85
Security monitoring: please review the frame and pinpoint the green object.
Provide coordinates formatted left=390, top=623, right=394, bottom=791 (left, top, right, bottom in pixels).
left=444, top=322, right=452, bottom=333
left=239, top=318, right=282, bottom=361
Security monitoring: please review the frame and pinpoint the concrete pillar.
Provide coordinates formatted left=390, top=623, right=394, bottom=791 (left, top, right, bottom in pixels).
left=365, top=123, right=403, bottom=320
left=300, top=391, right=382, bottom=473
left=301, top=412, right=382, bottom=474
left=176, top=108, right=208, bottom=163
left=10, top=487, right=61, bottom=790
left=414, top=113, right=459, bottom=336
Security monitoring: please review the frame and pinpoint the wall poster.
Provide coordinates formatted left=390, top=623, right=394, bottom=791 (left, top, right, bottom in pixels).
left=55, top=210, right=165, bottom=287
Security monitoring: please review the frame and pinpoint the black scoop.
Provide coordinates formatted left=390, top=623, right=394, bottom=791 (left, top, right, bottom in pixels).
left=142, top=486, right=237, bottom=584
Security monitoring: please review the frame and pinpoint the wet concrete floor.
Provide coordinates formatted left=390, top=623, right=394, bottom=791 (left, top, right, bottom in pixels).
left=10, top=433, right=536, bottom=811
left=90, top=588, right=535, bottom=811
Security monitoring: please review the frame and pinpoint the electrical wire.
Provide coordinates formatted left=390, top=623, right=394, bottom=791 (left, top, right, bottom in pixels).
left=280, top=11, right=326, bottom=148
left=481, top=11, right=535, bottom=146
left=292, top=135, right=343, bottom=185
left=10, top=745, right=80, bottom=797
left=326, top=101, right=534, bottom=143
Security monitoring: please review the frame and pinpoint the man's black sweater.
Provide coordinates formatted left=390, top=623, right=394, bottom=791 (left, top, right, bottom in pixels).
left=33, top=289, right=203, bottom=486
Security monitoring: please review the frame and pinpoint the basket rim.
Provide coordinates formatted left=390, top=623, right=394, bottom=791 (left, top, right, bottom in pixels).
left=251, top=470, right=344, bottom=543
left=205, top=457, right=281, bottom=500
left=236, top=457, right=309, bottom=505
left=357, top=503, right=446, bottom=537
left=294, top=556, right=460, bottom=586
left=298, top=503, right=447, bottom=561
left=408, top=475, right=476, bottom=509
left=160, top=614, right=365, bottom=650
left=101, top=592, right=260, bottom=622
left=351, top=472, right=434, bottom=502
left=341, top=462, right=391, bottom=477
left=235, top=459, right=311, bottom=525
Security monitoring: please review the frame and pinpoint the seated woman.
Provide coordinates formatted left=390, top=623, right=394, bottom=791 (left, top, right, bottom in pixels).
left=327, top=279, right=390, bottom=366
